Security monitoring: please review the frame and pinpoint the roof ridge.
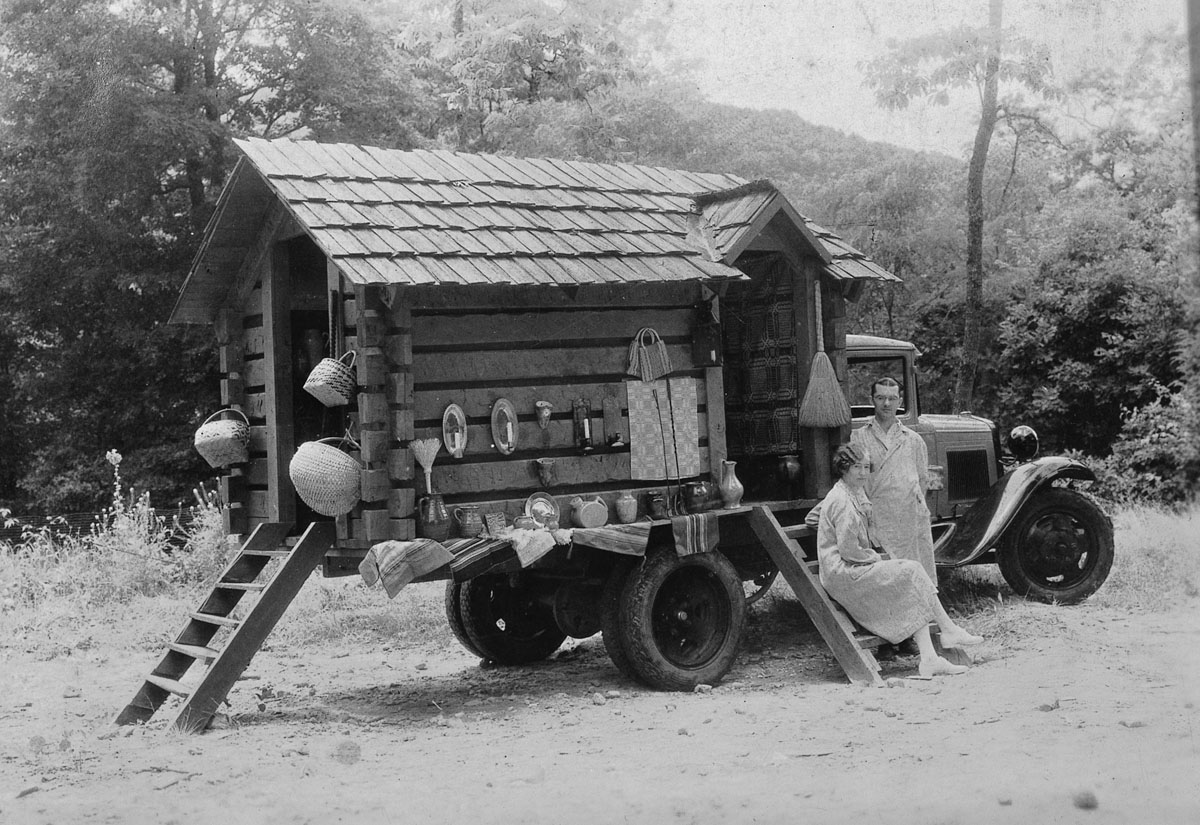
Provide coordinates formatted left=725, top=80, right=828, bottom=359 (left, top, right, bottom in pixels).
left=691, top=179, right=778, bottom=210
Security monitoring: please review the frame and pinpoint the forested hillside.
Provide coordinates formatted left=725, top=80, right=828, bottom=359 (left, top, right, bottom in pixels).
left=1, top=0, right=1195, bottom=515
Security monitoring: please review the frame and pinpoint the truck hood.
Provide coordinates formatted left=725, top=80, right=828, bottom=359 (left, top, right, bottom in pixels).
left=917, top=413, right=994, bottom=433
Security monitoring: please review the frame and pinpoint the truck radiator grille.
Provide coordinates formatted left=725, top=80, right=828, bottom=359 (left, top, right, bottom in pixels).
left=946, top=450, right=991, bottom=501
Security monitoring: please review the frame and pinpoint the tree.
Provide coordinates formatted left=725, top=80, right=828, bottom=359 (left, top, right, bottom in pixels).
left=0, top=0, right=425, bottom=512
left=863, top=0, right=1059, bottom=411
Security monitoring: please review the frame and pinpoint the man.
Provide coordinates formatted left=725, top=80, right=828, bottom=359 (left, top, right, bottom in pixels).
left=849, top=376, right=937, bottom=584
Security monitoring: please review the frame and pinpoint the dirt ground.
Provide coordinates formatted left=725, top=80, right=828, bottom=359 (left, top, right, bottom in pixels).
left=2, top=584, right=1198, bottom=825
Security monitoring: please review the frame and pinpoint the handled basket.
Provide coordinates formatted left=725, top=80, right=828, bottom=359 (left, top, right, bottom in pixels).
left=303, top=351, right=357, bottom=407
left=626, top=327, right=672, bottom=382
left=194, top=409, right=250, bottom=468
left=289, top=437, right=362, bottom=516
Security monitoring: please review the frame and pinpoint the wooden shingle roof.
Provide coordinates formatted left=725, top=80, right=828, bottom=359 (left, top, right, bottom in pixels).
left=172, top=139, right=898, bottom=323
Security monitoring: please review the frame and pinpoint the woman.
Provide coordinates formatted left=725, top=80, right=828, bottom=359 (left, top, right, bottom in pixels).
left=816, top=443, right=983, bottom=677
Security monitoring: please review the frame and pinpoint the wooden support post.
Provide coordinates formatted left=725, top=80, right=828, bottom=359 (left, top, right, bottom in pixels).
left=262, top=242, right=297, bottom=525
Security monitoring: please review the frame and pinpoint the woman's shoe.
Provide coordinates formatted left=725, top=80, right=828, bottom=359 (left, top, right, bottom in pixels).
left=939, top=627, right=984, bottom=648
left=918, top=656, right=969, bottom=677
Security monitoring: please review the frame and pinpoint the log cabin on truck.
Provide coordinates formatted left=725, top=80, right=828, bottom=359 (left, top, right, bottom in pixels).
left=120, top=138, right=902, bottom=732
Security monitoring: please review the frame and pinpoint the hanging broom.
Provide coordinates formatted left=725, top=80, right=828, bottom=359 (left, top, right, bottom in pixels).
left=412, top=437, right=442, bottom=495
left=797, top=280, right=851, bottom=427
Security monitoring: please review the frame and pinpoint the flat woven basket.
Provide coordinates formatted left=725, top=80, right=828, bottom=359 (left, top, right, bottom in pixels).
left=289, top=437, right=362, bottom=516
left=194, top=409, right=250, bottom=468
left=303, top=351, right=357, bottom=407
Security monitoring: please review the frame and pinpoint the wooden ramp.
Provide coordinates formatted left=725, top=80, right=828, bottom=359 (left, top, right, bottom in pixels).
left=115, top=521, right=336, bottom=732
left=748, top=506, right=886, bottom=686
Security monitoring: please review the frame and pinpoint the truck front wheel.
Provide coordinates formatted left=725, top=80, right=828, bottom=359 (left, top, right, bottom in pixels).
left=619, top=549, right=746, bottom=690
left=455, top=574, right=566, bottom=664
left=998, top=488, right=1114, bottom=605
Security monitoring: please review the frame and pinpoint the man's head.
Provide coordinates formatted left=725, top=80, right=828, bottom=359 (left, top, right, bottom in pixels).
left=871, top=377, right=902, bottom=425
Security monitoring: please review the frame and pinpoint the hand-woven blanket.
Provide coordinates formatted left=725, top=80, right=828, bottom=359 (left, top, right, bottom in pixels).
left=670, top=513, right=719, bottom=556
left=359, top=539, right=454, bottom=598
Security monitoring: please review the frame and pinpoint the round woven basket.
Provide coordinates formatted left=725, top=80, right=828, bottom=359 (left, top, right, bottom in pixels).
left=289, top=437, right=362, bottom=516
left=194, top=409, right=250, bottom=468
left=303, top=351, right=357, bottom=407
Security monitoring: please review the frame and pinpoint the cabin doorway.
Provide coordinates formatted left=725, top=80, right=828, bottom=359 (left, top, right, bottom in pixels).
left=721, top=253, right=802, bottom=501
left=286, top=236, right=344, bottom=523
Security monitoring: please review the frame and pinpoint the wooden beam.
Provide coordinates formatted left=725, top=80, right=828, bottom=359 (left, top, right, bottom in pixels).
left=226, top=200, right=288, bottom=314
left=262, top=241, right=297, bottom=525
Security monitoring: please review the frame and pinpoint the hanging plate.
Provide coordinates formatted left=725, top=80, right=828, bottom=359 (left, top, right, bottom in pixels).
left=442, top=404, right=467, bottom=459
left=491, top=398, right=518, bottom=455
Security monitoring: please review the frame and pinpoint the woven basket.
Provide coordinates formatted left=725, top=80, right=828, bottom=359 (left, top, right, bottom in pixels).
left=289, top=437, right=362, bottom=516
left=194, top=409, right=250, bottom=468
left=303, top=351, right=357, bottom=407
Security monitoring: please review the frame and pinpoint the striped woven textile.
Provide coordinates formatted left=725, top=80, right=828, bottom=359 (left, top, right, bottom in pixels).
left=359, top=539, right=454, bottom=598
left=447, top=536, right=524, bottom=581
left=570, top=522, right=653, bottom=556
left=671, top=513, right=719, bottom=556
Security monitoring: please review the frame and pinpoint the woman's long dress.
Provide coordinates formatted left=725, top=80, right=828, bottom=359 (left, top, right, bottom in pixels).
left=816, top=480, right=939, bottom=644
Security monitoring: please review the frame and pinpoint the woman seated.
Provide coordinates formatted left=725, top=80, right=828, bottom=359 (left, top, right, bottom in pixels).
left=815, top=443, right=983, bottom=677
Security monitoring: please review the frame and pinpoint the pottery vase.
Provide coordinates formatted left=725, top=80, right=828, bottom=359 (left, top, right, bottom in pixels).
left=615, top=491, right=638, bottom=524
left=718, top=460, right=745, bottom=508
left=417, top=494, right=450, bottom=541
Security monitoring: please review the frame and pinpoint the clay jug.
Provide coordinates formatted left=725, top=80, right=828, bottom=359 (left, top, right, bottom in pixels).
left=417, top=494, right=450, bottom=541
left=615, top=491, right=638, bottom=524
left=453, top=504, right=483, bottom=537
left=570, top=496, right=609, bottom=528
left=778, top=454, right=801, bottom=500
left=719, top=460, right=745, bottom=509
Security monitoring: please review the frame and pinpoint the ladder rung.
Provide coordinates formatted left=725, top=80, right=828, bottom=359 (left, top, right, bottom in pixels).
left=784, top=524, right=814, bottom=539
left=189, top=611, right=240, bottom=627
left=216, top=582, right=266, bottom=592
left=168, top=643, right=220, bottom=661
left=146, top=674, right=190, bottom=697
left=241, top=549, right=290, bottom=558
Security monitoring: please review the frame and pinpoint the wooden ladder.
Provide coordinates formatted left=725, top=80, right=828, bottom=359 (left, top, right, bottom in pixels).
left=748, top=505, right=886, bottom=686
left=115, top=521, right=336, bottom=732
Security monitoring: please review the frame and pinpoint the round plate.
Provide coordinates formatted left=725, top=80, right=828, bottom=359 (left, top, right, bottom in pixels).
left=524, top=492, right=559, bottom=527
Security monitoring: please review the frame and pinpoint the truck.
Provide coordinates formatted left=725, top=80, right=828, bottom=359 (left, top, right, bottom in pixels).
left=121, top=138, right=1114, bottom=732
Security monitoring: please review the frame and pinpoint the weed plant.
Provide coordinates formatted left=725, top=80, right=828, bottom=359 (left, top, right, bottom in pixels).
left=0, top=451, right=233, bottom=631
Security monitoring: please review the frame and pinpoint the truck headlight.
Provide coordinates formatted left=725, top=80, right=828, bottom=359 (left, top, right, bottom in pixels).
left=1008, top=425, right=1039, bottom=462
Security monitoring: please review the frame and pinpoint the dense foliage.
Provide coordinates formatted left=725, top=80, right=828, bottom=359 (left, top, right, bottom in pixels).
left=0, top=0, right=1195, bottom=515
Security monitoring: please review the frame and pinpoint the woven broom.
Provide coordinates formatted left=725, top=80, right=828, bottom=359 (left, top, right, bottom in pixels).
left=412, top=438, right=442, bottom=494
left=797, top=282, right=851, bottom=427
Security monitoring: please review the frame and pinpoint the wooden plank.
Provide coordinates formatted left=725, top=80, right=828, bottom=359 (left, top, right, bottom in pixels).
left=262, top=244, right=297, bottom=526
left=387, top=448, right=414, bottom=482
left=415, top=381, right=632, bottom=420
left=230, top=201, right=288, bottom=312
left=412, top=308, right=690, bottom=347
left=399, top=282, right=700, bottom=311
left=387, top=488, right=416, bottom=518
left=358, top=350, right=387, bottom=386
left=747, top=506, right=881, bottom=686
left=412, top=343, right=692, bottom=385
left=360, top=469, right=389, bottom=502
left=428, top=449, right=710, bottom=496
left=362, top=508, right=392, bottom=541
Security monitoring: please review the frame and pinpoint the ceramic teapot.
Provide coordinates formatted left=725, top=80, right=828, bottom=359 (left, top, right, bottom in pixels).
left=569, top=496, right=609, bottom=528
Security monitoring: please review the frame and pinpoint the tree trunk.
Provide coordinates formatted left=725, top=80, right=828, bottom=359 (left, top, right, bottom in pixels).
left=953, top=0, right=1003, bottom=412
left=1189, top=0, right=1200, bottom=218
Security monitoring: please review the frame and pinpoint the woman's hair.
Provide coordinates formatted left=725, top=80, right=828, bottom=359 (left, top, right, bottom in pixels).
left=831, top=443, right=865, bottom=477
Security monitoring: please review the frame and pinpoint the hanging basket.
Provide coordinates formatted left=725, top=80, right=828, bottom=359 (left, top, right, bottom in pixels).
left=289, top=437, right=362, bottom=516
left=194, top=409, right=250, bottom=468
left=303, top=351, right=357, bottom=407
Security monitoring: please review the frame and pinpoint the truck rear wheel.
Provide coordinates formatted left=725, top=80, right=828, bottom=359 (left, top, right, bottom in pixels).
left=456, top=574, right=566, bottom=664
left=599, top=558, right=643, bottom=682
left=619, top=549, right=746, bottom=691
left=444, top=580, right=484, bottom=658
left=998, top=488, right=1114, bottom=605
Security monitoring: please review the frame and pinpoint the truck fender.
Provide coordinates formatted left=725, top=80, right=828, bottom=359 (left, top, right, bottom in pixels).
left=933, top=456, right=1096, bottom=567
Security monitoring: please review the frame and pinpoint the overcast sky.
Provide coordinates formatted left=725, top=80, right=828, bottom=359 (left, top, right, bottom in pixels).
left=649, top=0, right=1187, bottom=156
